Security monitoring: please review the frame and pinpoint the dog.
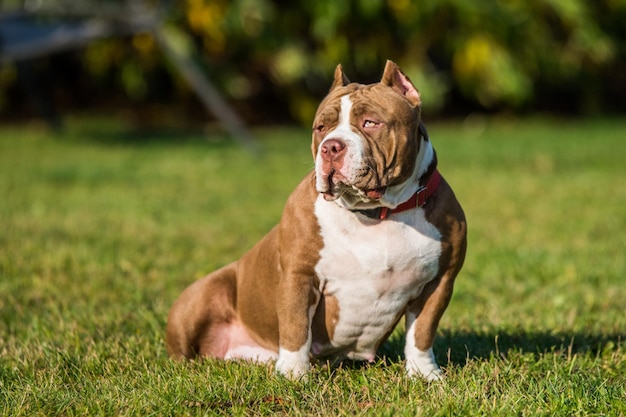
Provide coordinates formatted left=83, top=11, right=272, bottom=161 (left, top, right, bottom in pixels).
left=166, top=60, right=467, bottom=380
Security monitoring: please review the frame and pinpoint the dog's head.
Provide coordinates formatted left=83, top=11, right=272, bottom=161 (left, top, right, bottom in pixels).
left=312, top=60, right=430, bottom=210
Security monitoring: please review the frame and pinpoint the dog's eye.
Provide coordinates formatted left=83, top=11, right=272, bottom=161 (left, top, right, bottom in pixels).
left=314, top=124, right=325, bottom=132
left=363, top=120, right=380, bottom=128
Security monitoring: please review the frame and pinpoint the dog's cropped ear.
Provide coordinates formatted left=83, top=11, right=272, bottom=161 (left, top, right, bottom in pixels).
left=381, top=60, right=421, bottom=107
left=330, top=64, right=351, bottom=91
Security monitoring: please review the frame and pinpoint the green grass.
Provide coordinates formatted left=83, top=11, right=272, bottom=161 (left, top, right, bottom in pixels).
left=1, top=116, right=625, bottom=416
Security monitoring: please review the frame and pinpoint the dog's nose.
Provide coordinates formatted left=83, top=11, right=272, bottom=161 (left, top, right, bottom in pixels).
left=320, top=139, right=346, bottom=161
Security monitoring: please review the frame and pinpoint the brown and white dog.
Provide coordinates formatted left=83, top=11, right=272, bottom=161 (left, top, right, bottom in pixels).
left=166, top=60, right=467, bottom=381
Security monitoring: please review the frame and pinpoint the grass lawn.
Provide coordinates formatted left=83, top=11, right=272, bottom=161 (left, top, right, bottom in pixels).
left=1, top=116, right=625, bottom=416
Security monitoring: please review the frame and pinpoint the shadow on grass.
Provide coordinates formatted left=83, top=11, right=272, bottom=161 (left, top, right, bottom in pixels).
left=57, top=122, right=244, bottom=149
left=378, top=329, right=624, bottom=367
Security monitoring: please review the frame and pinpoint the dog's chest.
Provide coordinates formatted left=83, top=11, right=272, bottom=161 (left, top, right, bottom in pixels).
left=312, top=196, right=442, bottom=359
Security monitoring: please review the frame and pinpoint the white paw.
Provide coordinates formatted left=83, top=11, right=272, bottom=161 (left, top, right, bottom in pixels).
left=275, top=347, right=310, bottom=380
left=405, top=346, right=443, bottom=381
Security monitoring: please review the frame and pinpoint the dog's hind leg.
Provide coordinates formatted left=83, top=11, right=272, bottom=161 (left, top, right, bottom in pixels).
left=166, top=262, right=238, bottom=359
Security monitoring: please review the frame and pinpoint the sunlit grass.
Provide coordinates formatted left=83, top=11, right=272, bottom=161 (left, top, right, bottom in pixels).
left=1, top=117, right=624, bottom=415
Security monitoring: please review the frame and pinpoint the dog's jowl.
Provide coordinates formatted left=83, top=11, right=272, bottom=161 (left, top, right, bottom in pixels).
left=166, top=60, right=467, bottom=381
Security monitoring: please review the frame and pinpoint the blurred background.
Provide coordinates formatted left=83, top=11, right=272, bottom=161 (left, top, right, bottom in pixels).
left=1, top=0, right=625, bottom=130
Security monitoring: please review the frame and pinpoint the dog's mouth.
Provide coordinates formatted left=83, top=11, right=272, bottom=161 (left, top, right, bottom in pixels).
left=322, top=169, right=387, bottom=202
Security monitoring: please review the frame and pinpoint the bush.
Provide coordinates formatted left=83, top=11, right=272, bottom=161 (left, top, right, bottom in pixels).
left=2, top=0, right=625, bottom=123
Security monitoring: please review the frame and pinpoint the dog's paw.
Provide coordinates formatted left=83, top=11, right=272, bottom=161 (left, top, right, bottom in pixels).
left=407, top=363, right=443, bottom=381
left=275, top=348, right=310, bottom=380
left=405, top=346, right=443, bottom=381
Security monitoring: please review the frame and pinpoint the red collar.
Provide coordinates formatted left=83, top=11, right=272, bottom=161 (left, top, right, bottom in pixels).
left=356, top=169, right=442, bottom=220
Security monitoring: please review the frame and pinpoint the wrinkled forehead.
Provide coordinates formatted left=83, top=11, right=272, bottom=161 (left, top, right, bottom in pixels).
left=314, top=83, right=415, bottom=123
left=313, top=84, right=358, bottom=118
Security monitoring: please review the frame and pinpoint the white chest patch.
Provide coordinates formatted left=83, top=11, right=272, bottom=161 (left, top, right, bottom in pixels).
left=313, top=195, right=442, bottom=360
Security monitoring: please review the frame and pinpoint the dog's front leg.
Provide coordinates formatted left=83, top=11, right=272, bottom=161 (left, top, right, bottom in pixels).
left=275, top=273, right=320, bottom=379
left=404, top=270, right=457, bottom=381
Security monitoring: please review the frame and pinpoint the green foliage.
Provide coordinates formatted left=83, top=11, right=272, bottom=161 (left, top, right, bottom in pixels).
left=2, top=0, right=624, bottom=121
left=170, top=0, right=624, bottom=120
left=1, top=117, right=625, bottom=415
